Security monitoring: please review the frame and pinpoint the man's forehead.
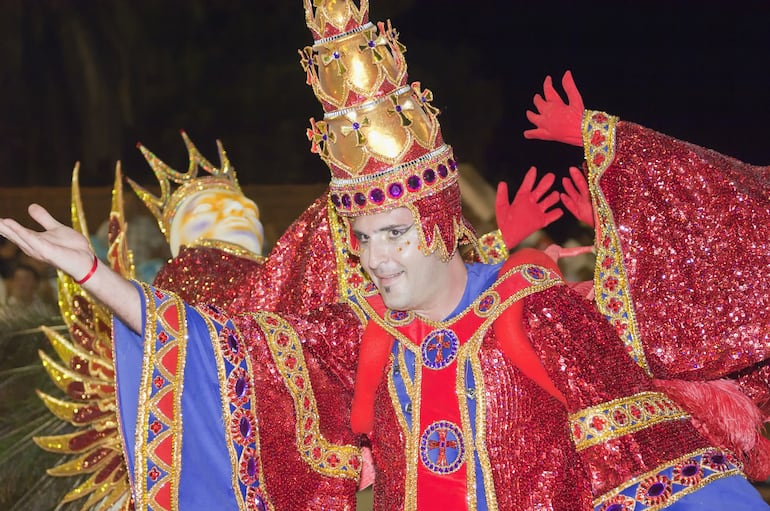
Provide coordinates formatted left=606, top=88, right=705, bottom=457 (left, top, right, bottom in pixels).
left=351, top=207, right=415, bottom=232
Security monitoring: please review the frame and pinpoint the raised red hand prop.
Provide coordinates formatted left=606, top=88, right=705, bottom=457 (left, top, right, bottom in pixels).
left=561, top=166, right=594, bottom=227
left=524, top=70, right=584, bottom=147
left=496, top=166, right=563, bottom=249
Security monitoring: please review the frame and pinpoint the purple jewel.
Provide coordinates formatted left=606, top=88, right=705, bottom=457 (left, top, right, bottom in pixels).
left=437, top=164, right=448, bottom=178
left=253, top=495, right=266, bottom=511
left=647, top=482, right=666, bottom=497
left=330, top=194, right=341, bottom=207
left=711, top=453, right=725, bottom=464
left=322, top=134, right=328, bottom=141
left=423, top=168, right=436, bottom=183
left=354, top=192, right=367, bottom=207
left=352, top=122, right=360, bottom=130
left=682, top=464, right=699, bottom=477
left=406, top=175, right=421, bottom=191
left=235, top=377, right=247, bottom=397
left=228, top=334, right=239, bottom=353
left=247, top=456, right=257, bottom=477
left=395, top=105, right=402, bottom=112
left=368, top=40, right=375, bottom=48
left=239, top=416, right=251, bottom=438
left=605, top=505, right=624, bottom=511
left=369, top=188, right=385, bottom=204
left=448, top=158, right=457, bottom=171
left=341, top=194, right=352, bottom=209
left=333, top=51, right=340, bottom=59
left=388, top=183, right=404, bottom=198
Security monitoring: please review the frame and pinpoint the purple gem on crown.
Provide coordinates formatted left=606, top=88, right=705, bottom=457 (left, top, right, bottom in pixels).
left=388, top=183, right=404, bottom=198
left=369, top=188, right=385, bottom=204
left=406, top=175, right=421, bottom=191
left=437, top=164, right=448, bottom=178
left=448, top=158, right=458, bottom=171
left=354, top=192, right=367, bottom=207
left=331, top=194, right=341, bottom=207
left=341, top=194, right=352, bottom=209
left=423, top=168, right=436, bottom=184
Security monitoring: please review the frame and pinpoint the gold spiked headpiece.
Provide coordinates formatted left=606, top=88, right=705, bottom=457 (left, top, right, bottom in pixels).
left=302, top=0, right=474, bottom=260
left=128, top=131, right=242, bottom=241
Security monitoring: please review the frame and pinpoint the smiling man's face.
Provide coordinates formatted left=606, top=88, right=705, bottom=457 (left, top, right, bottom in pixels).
left=351, top=207, right=458, bottom=319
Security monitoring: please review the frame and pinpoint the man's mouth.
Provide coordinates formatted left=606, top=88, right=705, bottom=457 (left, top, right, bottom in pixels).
left=375, top=271, right=403, bottom=287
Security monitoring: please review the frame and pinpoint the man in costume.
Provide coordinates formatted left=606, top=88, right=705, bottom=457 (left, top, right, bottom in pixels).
left=519, top=70, right=770, bottom=480
left=3, top=2, right=770, bottom=510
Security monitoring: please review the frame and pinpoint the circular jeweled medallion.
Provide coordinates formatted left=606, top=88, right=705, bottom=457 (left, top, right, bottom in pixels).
left=419, top=420, right=465, bottom=474
left=421, top=328, right=459, bottom=370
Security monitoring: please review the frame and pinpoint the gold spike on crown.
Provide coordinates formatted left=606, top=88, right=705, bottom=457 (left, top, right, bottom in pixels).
left=128, top=131, right=240, bottom=240
left=304, top=0, right=369, bottom=41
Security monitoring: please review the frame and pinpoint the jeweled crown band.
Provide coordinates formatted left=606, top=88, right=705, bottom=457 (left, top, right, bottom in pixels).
left=329, top=146, right=457, bottom=215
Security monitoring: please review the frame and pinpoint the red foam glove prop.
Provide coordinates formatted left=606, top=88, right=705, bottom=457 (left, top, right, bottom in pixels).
left=560, top=166, right=595, bottom=228
left=524, top=70, right=584, bottom=147
left=496, top=166, right=563, bottom=249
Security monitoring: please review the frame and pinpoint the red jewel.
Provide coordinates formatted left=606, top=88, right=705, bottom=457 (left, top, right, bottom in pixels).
left=592, top=113, right=608, bottom=123
left=590, top=415, right=606, bottom=431
left=149, top=466, right=161, bottom=481
left=158, top=331, right=169, bottom=344
left=590, top=130, right=606, bottom=146
left=150, top=420, right=163, bottom=434
left=592, top=153, right=606, bottom=166
left=153, top=376, right=165, bottom=389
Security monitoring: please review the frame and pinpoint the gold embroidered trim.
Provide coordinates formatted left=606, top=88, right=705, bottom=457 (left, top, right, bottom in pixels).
left=583, top=110, right=651, bottom=376
left=135, top=282, right=187, bottom=511
left=569, top=391, right=689, bottom=451
left=477, top=229, right=508, bottom=264
left=255, top=311, right=362, bottom=480
left=593, top=448, right=744, bottom=510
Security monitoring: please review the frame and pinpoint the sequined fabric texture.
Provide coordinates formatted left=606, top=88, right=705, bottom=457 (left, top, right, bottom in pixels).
left=369, top=325, right=592, bottom=510
left=235, top=304, right=363, bottom=510
left=523, top=286, right=709, bottom=496
left=599, top=122, right=770, bottom=381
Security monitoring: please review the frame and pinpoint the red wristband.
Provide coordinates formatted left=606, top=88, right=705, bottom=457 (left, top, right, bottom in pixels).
left=75, top=254, right=99, bottom=285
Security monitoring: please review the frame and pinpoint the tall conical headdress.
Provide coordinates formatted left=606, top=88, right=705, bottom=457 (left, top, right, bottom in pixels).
left=301, top=0, right=476, bottom=261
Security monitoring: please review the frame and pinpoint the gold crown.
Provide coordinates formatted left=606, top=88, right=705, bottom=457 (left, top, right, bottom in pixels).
left=301, top=0, right=457, bottom=217
left=304, top=0, right=369, bottom=41
left=128, top=131, right=240, bottom=240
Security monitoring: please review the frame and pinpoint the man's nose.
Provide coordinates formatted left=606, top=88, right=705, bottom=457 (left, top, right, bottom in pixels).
left=364, top=238, right=390, bottom=270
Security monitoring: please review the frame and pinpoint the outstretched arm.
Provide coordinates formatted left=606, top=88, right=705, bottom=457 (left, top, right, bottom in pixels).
left=523, top=70, right=585, bottom=147
left=0, top=204, right=141, bottom=332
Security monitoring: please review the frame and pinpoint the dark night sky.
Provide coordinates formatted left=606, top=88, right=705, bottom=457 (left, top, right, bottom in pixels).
left=390, top=1, right=770, bottom=183
left=2, top=1, right=768, bottom=194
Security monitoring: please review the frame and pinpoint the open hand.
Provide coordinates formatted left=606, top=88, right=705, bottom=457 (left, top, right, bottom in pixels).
left=524, top=70, right=584, bottom=147
left=561, top=166, right=595, bottom=227
left=496, top=166, right=563, bottom=249
left=0, top=204, right=94, bottom=281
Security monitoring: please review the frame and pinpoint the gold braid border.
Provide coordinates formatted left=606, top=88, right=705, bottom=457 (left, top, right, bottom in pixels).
left=593, top=448, right=744, bottom=511
left=254, top=311, right=362, bottom=480
left=569, top=391, right=689, bottom=451
left=582, top=110, right=651, bottom=376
